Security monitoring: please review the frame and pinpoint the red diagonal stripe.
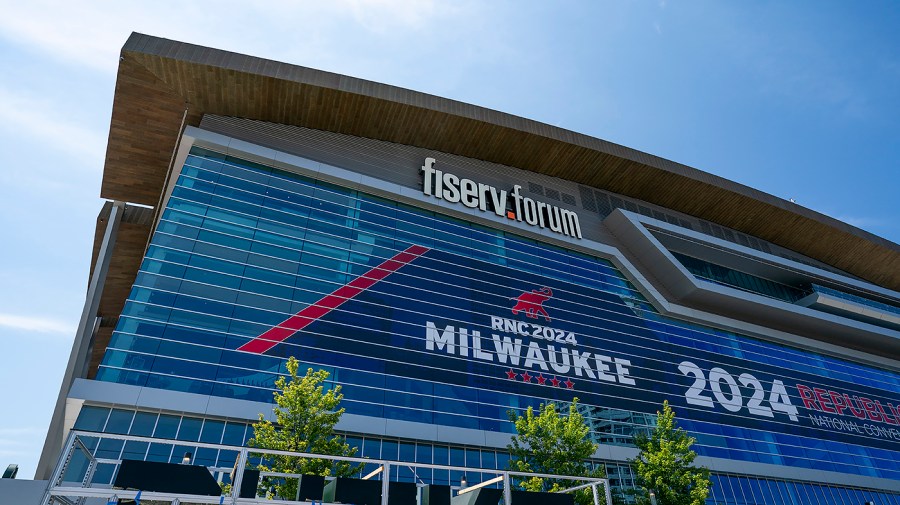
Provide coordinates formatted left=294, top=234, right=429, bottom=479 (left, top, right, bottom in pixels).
left=237, top=244, right=429, bottom=354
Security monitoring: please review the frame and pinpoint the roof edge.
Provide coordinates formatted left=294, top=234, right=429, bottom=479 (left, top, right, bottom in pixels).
left=106, top=32, right=898, bottom=290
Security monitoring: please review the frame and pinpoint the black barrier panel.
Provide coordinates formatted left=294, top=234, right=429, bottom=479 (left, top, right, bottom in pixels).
left=113, top=459, right=221, bottom=496
left=422, top=484, right=453, bottom=505
left=451, top=488, right=503, bottom=505
left=389, top=481, right=419, bottom=505
left=298, top=474, right=325, bottom=501
left=322, top=477, right=383, bottom=505
left=511, top=490, right=575, bottom=505
left=238, top=469, right=260, bottom=498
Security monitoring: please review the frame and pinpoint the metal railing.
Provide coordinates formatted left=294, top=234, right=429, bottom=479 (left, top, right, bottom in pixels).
left=41, top=431, right=613, bottom=505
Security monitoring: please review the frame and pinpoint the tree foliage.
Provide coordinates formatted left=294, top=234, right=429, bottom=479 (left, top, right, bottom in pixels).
left=248, top=357, right=361, bottom=498
left=631, top=401, right=710, bottom=505
left=507, top=399, right=606, bottom=505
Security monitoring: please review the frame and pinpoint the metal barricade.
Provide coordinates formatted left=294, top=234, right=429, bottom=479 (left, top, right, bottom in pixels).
left=40, top=430, right=613, bottom=505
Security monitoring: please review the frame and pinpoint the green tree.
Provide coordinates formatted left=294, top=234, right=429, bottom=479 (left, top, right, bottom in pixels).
left=507, top=399, right=607, bottom=505
left=248, top=357, right=361, bottom=499
left=631, top=401, right=710, bottom=505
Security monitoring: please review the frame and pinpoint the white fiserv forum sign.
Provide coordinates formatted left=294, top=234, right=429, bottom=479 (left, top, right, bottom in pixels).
left=420, top=158, right=582, bottom=239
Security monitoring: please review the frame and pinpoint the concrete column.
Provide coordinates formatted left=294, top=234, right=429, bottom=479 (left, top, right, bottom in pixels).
left=34, top=201, right=125, bottom=479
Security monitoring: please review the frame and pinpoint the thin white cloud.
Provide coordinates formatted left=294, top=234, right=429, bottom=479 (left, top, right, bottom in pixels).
left=0, top=427, right=44, bottom=441
left=0, top=313, right=73, bottom=335
left=728, top=25, right=871, bottom=120
left=329, top=0, right=448, bottom=33
left=0, top=1, right=126, bottom=73
left=0, top=1, right=460, bottom=73
left=830, top=215, right=888, bottom=230
left=0, top=427, right=44, bottom=460
left=0, top=87, right=106, bottom=163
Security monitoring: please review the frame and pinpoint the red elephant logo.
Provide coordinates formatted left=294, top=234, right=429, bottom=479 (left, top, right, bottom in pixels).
left=511, top=287, right=553, bottom=322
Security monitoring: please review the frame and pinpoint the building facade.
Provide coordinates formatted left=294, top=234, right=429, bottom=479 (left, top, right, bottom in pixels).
left=38, top=34, right=900, bottom=504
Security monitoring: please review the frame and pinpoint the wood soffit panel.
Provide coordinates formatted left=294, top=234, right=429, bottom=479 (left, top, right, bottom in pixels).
left=100, top=32, right=899, bottom=291
left=88, top=202, right=153, bottom=373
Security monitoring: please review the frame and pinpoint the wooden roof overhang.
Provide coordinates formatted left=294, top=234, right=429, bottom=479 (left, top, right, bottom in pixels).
left=88, top=32, right=899, bottom=371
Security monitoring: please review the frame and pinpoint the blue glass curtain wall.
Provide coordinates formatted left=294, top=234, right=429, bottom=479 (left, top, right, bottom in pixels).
left=670, top=251, right=808, bottom=303
left=96, top=147, right=900, bottom=482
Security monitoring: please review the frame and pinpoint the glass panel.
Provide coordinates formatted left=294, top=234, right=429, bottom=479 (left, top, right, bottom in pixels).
left=222, top=422, right=247, bottom=446
left=95, top=438, right=124, bottom=459
left=200, top=420, right=225, bottom=444
left=382, top=440, right=398, bottom=461
left=105, top=409, right=135, bottom=435
left=90, top=463, right=116, bottom=486
left=154, top=415, right=180, bottom=439
left=177, top=417, right=203, bottom=442
left=171, top=444, right=197, bottom=464
left=122, top=441, right=149, bottom=461
left=363, top=438, right=381, bottom=459
left=195, top=447, right=218, bottom=467
left=74, top=406, right=110, bottom=432
left=129, top=412, right=158, bottom=436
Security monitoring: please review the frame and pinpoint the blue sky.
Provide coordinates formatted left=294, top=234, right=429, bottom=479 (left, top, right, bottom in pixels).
left=0, top=0, right=897, bottom=479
